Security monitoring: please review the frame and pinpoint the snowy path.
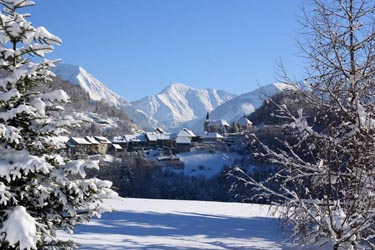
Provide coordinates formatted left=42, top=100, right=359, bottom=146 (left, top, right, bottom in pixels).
left=59, top=198, right=319, bottom=250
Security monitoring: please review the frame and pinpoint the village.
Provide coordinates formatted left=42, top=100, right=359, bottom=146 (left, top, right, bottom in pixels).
left=64, top=114, right=253, bottom=161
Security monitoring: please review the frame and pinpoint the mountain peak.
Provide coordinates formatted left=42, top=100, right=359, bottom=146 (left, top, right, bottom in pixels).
left=208, top=82, right=298, bottom=123
left=53, top=63, right=129, bottom=107
left=131, top=83, right=236, bottom=130
left=162, top=83, right=191, bottom=93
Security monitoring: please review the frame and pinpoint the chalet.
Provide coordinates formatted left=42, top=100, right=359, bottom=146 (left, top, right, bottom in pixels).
left=206, top=119, right=230, bottom=133
left=112, top=133, right=148, bottom=151
left=94, top=136, right=111, bottom=154
left=175, top=136, right=192, bottom=153
left=175, top=128, right=198, bottom=152
left=145, top=132, right=159, bottom=148
left=157, top=133, right=174, bottom=148
left=177, top=128, right=198, bottom=142
left=84, top=136, right=100, bottom=154
left=66, top=137, right=92, bottom=156
left=237, top=116, right=253, bottom=131
left=112, top=136, right=127, bottom=149
left=108, top=143, right=122, bottom=157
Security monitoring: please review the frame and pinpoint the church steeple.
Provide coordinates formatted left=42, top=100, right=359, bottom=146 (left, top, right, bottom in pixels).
left=204, top=112, right=210, bottom=132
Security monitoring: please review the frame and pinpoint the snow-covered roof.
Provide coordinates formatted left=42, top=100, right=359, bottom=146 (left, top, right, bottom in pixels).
left=124, top=133, right=148, bottom=142
left=238, top=116, right=252, bottom=126
left=176, top=136, right=191, bottom=144
left=94, top=136, right=111, bottom=144
left=112, top=136, right=126, bottom=143
left=208, top=119, right=230, bottom=127
left=158, top=134, right=171, bottom=140
left=201, top=132, right=224, bottom=139
left=145, top=132, right=158, bottom=142
left=68, top=137, right=92, bottom=145
left=112, top=144, right=122, bottom=150
left=177, top=128, right=196, bottom=138
left=85, top=136, right=100, bottom=144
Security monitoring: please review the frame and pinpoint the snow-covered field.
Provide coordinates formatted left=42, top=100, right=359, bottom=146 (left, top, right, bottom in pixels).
left=58, top=198, right=324, bottom=250
left=179, top=151, right=240, bottom=177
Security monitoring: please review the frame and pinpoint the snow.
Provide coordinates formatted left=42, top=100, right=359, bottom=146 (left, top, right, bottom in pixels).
left=63, top=160, right=99, bottom=178
left=0, top=104, right=36, bottom=121
left=58, top=197, right=326, bottom=250
left=209, top=82, right=297, bottom=124
left=30, top=97, right=46, bottom=116
left=52, top=63, right=129, bottom=108
left=201, top=132, right=224, bottom=139
left=177, top=128, right=196, bottom=137
left=0, top=89, right=20, bottom=102
left=176, top=136, right=191, bottom=144
left=178, top=151, right=240, bottom=177
left=41, top=89, right=70, bottom=103
left=34, top=26, right=62, bottom=45
left=131, top=83, right=236, bottom=130
left=1, top=206, right=39, bottom=250
left=238, top=116, right=252, bottom=126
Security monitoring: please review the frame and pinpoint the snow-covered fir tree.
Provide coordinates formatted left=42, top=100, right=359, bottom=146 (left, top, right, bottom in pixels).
left=235, top=0, right=375, bottom=249
left=0, top=1, right=117, bottom=249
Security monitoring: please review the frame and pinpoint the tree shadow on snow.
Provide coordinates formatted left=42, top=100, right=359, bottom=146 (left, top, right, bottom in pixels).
left=69, top=209, right=301, bottom=250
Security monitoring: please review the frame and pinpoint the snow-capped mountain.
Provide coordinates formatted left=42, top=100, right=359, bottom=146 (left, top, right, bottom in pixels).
left=209, top=82, right=297, bottom=122
left=131, top=83, right=236, bottom=130
left=52, top=63, right=297, bottom=132
left=52, top=63, right=129, bottom=108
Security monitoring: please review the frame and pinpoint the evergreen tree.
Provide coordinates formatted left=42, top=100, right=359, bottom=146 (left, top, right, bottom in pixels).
left=0, top=1, right=116, bottom=249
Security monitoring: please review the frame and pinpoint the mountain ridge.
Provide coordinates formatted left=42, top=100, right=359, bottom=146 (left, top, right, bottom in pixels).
left=52, top=63, right=298, bottom=133
left=131, top=82, right=237, bottom=130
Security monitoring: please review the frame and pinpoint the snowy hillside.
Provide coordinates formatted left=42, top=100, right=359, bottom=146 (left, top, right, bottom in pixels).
left=52, top=63, right=156, bottom=129
left=131, top=83, right=236, bottom=130
left=209, top=82, right=297, bottom=123
left=52, top=63, right=129, bottom=108
left=58, top=197, right=326, bottom=249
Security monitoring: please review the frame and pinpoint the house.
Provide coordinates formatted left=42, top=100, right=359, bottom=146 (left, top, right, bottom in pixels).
left=108, top=143, right=122, bottom=157
left=125, top=133, right=148, bottom=150
left=200, top=132, right=224, bottom=144
left=112, top=136, right=127, bottom=149
left=175, top=128, right=198, bottom=152
left=175, top=136, right=192, bottom=153
left=113, top=133, right=148, bottom=151
left=156, top=133, right=174, bottom=148
left=237, top=116, right=253, bottom=131
left=145, top=132, right=159, bottom=148
left=84, top=136, right=100, bottom=154
left=177, top=128, right=198, bottom=142
left=66, top=137, right=92, bottom=157
left=206, top=119, right=230, bottom=133
left=204, top=112, right=230, bottom=133
left=94, top=136, right=111, bottom=154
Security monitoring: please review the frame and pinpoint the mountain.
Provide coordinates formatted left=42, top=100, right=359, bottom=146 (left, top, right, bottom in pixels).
left=52, top=64, right=297, bottom=133
left=52, top=63, right=129, bottom=108
left=50, top=64, right=143, bottom=135
left=209, top=82, right=297, bottom=122
left=131, top=83, right=236, bottom=131
left=52, top=63, right=156, bottom=130
left=187, top=82, right=298, bottom=132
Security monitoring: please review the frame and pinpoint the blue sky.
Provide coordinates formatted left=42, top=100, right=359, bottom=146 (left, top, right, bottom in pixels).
left=30, top=0, right=305, bottom=101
